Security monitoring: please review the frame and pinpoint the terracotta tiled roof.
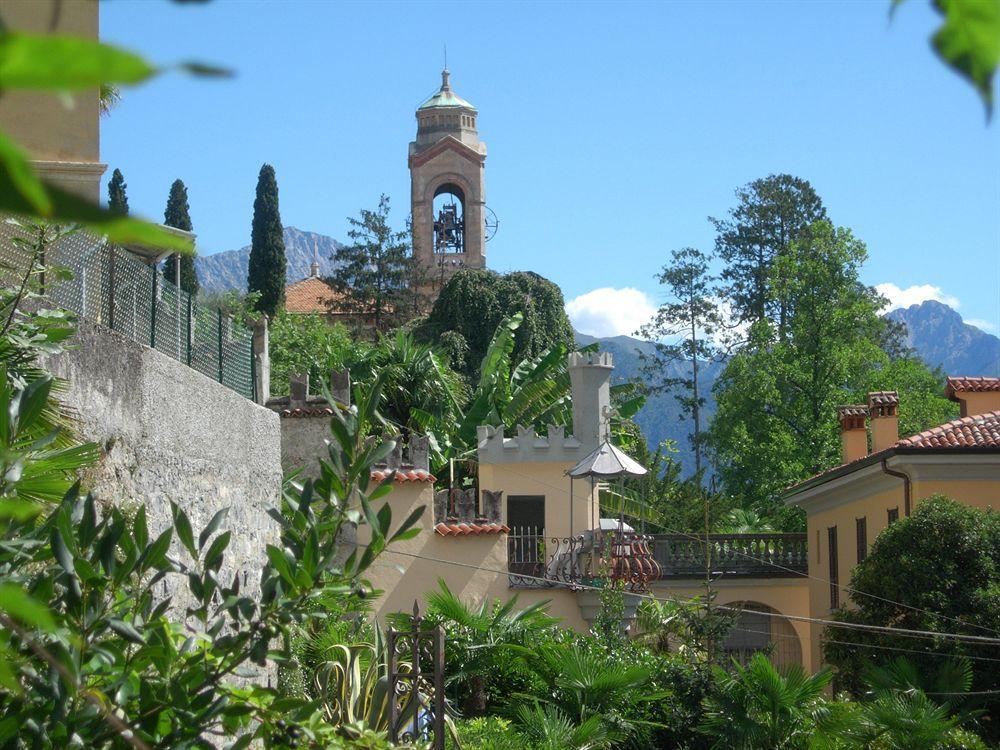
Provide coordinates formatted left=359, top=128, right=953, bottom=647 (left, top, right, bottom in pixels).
left=946, top=376, right=1000, bottom=395
left=836, top=405, right=868, bottom=418
left=285, top=276, right=346, bottom=315
left=434, top=522, right=510, bottom=536
left=867, top=391, right=899, bottom=407
left=370, top=468, right=436, bottom=483
left=895, top=410, right=1000, bottom=449
left=786, top=410, right=1000, bottom=496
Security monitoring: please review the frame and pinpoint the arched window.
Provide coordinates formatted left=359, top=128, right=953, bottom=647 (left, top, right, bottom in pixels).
left=722, top=602, right=802, bottom=671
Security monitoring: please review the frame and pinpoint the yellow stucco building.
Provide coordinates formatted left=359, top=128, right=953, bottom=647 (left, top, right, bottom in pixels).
left=785, top=377, right=1000, bottom=671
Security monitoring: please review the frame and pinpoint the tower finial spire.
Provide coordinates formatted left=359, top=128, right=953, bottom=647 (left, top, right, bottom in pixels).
left=310, top=245, right=319, bottom=278
left=441, top=67, right=450, bottom=91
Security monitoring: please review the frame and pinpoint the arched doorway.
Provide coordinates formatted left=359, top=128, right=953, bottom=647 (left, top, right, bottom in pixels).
left=722, top=601, right=802, bottom=671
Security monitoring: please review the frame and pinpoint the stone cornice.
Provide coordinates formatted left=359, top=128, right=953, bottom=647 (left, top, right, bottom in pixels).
left=408, top=136, right=485, bottom=169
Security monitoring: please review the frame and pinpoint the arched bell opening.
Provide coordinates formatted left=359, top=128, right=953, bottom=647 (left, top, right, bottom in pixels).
left=432, top=183, right=466, bottom=255
left=723, top=601, right=803, bottom=671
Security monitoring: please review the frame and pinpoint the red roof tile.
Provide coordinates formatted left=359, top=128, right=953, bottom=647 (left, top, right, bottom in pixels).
left=284, top=276, right=346, bottom=315
left=946, top=376, right=1000, bottom=395
left=786, top=410, right=1000, bottom=496
left=434, top=522, right=510, bottom=536
left=895, top=410, right=1000, bottom=449
left=370, top=468, right=436, bottom=483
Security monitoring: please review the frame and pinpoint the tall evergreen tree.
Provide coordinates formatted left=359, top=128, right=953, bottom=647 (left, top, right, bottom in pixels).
left=247, top=164, right=286, bottom=317
left=107, top=168, right=128, bottom=216
left=161, top=179, right=200, bottom=295
left=711, top=174, right=826, bottom=341
left=331, top=194, right=416, bottom=338
left=639, top=247, right=720, bottom=478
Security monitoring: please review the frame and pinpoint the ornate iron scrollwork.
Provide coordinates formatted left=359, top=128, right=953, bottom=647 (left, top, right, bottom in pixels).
left=387, top=602, right=446, bottom=749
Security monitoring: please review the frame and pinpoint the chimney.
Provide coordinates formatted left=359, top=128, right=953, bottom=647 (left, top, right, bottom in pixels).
left=568, top=351, right=613, bottom=452
left=330, top=369, right=351, bottom=406
left=868, top=391, right=899, bottom=453
left=945, top=377, right=1000, bottom=417
left=290, top=372, right=309, bottom=408
left=837, top=405, right=868, bottom=464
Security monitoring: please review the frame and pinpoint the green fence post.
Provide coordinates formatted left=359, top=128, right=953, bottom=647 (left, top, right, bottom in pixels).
left=250, top=337, right=257, bottom=402
left=150, top=264, right=158, bottom=348
left=186, top=294, right=193, bottom=366
left=217, top=308, right=224, bottom=384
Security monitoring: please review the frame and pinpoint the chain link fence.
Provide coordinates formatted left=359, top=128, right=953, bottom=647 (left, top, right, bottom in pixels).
left=0, top=221, right=257, bottom=401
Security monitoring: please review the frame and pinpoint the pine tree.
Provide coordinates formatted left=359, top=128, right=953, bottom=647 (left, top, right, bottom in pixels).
left=161, top=179, right=200, bottom=295
left=331, top=194, right=417, bottom=337
left=107, top=168, right=129, bottom=216
left=639, top=247, right=720, bottom=478
left=247, top=164, right=286, bottom=317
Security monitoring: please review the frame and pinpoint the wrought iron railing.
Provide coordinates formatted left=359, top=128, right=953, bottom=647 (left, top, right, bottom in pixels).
left=508, top=530, right=808, bottom=586
left=651, top=533, right=808, bottom=579
left=507, top=527, right=661, bottom=592
left=0, top=222, right=257, bottom=401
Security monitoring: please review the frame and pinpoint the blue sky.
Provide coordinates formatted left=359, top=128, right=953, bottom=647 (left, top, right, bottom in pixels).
left=101, top=0, right=1000, bottom=337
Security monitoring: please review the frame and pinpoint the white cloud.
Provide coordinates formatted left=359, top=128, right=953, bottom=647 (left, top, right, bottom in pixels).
left=965, top=318, right=997, bottom=332
left=565, top=287, right=656, bottom=338
left=875, top=283, right=960, bottom=313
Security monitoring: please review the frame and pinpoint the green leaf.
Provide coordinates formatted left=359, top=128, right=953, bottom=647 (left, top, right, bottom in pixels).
left=203, top=530, right=230, bottom=571
left=171, top=501, right=196, bottom=559
left=0, top=583, right=55, bottom=631
left=0, top=131, right=50, bottom=214
left=198, top=507, right=229, bottom=551
left=107, top=618, right=146, bottom=645
left=931, top=0, right=1000, bottom=113
left=50, top=526, right=73, bottom=573
left=0, top=32, right=157, bottom=89
left=0, top=173, right=193, bottom=252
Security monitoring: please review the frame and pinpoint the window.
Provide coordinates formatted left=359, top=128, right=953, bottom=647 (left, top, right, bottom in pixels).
left=888, top=507, right=899, bottom=525
left=828, top=526, right=839, bottom=609
left=856, top=517, right=867, bottom=563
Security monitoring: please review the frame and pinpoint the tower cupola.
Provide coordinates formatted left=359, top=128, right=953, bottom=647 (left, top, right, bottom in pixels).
left=415, top=69, right=480, bottom=149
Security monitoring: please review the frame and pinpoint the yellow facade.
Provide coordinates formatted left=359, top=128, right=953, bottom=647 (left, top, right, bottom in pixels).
left=0, top=0, right=106, bottom=200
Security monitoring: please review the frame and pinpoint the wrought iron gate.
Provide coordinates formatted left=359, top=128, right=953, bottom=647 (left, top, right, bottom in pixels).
left=387, top=602, right=445, bottom=749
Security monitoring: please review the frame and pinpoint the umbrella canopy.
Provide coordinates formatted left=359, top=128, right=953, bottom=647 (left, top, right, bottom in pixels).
left=568, top=439, right=647, bottom=479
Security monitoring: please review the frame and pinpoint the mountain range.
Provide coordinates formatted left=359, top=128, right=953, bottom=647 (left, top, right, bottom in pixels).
left=578, top=300, right=1000, bottom=474
left=195, top=229, right=999, bottom=473
left=195, top=227, right=342, bottom=294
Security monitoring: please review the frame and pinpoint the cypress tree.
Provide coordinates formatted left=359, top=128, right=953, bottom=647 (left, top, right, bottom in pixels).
left=161, top=179, right=200, bottom=296
left=107, top=168, right=129, bottom=216
left=247, top=164, right=286, bottom=316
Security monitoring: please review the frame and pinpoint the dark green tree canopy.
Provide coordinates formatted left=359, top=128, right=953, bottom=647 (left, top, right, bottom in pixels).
left=824, top=496, right=1000, bottom=740
left=107, top=168, right=128, bottom=216
left=331, top=194, right=419, bottom=338
left=711, top=174, right=826, bottom=338
left=247, top=163, right=287, bottom=317
left=416, top=268, right=574, bottom=381
left=161, top=178, right=199, bottom=295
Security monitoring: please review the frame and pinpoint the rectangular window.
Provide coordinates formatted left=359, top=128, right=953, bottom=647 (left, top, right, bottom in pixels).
left=856, top=517, right=867, bottom=563
left=888, top=507, right=899, bottom=525
left=828, top=526, right=839, bottom=609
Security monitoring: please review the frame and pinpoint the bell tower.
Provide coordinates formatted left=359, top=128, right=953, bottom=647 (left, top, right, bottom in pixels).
left=409, top=70, right=488, bottom=287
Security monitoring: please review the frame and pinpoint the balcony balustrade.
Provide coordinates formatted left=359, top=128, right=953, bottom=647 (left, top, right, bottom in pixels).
left=508, top=529, right=808, bottom=589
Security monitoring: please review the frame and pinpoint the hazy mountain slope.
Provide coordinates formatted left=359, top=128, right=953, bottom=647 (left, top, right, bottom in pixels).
left=195, top=227, right=342, bottom=294
left=886, top=300, right=1000, bottom=376
left=577, top=302, right=1000, bottom=475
